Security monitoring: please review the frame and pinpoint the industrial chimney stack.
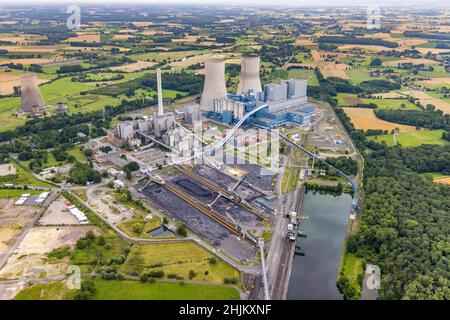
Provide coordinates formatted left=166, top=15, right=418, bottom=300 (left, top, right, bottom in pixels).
left=156, top=68, right=164, bottom=116
left=20, top=74, right=46, bottom=113
left=200, top=55, right=228, bottom=111
left=237, top=54, right=262, bottom=95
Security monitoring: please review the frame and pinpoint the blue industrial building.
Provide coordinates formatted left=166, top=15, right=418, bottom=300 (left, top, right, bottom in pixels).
left=202, top=88, right=315, bottom=128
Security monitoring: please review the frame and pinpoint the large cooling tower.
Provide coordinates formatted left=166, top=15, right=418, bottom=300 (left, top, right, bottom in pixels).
left=200, top=55, right=228, bottom=112
left=236, top=54, right=262, bottom=95
left=20, top=74, right=46, bottom=113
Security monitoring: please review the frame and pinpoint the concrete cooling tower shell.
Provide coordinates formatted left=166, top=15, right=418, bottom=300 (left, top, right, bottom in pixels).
left=20, top=74, right=46, bottom=113
left=200, top=55, right=228, bottom=111
left=237, top=55, right=262, bottom=95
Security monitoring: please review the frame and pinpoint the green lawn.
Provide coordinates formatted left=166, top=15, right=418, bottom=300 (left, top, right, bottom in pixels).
left=288, top=69, right=319, bottom=85
left=367, top=134, right=395, bottom=147
left=120, top=242, right=240, bottom=285
left=367, top=130, right=447, bottom=147
left=14, top=281, right=74, bottom=300
left=0, top=188, right=41, bottom=198
left=342, top=253, right=364, bottom=294
left=71, top=235, right=129, bottom=265
left=117, top=214, right=162, bottom=238
left=93, top=279, right=240, bottom=300
left=0, top=161, right=56, bottom=188
left=345, top=68, right=375, bottom=84
left=397, top=130, right=448, bottom=147
left=67, top=147, right=87, bottom=163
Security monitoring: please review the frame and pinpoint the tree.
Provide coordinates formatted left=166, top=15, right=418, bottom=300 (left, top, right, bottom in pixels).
left=73, top=279, right=96, bottom=300
left=132, top=223, right=143, bottom=234
left=177, top=224, right=188, bottom=237
left=83, top=148, right=93, bottom=158
left=370, top=58, right=382, bottom=68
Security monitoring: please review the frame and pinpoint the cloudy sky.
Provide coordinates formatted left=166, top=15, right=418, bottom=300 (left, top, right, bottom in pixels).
left=2, top=0, right=449, bottom=6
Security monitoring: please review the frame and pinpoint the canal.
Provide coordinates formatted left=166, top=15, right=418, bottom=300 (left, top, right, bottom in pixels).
left=287, top=191, right=352, bottom=300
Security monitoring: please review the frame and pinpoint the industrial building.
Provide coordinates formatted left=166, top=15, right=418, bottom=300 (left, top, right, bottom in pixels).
left=199, top=54, right=314, bottom=129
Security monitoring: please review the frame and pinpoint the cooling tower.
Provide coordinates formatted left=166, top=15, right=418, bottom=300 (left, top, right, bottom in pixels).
left=200, top=55, right=228, bottom=112
left=20, top=74, right=46, bottom=113
left=236, top=54, right=262, bottom=95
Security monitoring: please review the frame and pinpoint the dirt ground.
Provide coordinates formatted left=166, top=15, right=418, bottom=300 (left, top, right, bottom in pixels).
left=109, top=61, right=156, bottom=72
left=68, top=33, right=100, bottom=43
left=370, top=92, right=408, bottom=99
left=294, top=39, right=316, bottom=46
left=419, top=78, right=450, bottom=86
left=38, top=196, right=81, bottom=226
left=0, top=45, right=60, bottom=52
left=0, top=73, right=49, bottom=95
left=0, top=226, right=93, bottom=279
left=433, top=176, right=450, bottom=185
left=407, top=90, right=450, bottom=115
left=0, top=164, right=16, bottom=176
left=384, top=58, right=439, bottom=66
left=311, top=50, right=350, bottom=79
left=0, top=198, right=39, bottom=257
left=342, top=107, right=416, bottom=132
left=170, top=54, right=214, bottom=68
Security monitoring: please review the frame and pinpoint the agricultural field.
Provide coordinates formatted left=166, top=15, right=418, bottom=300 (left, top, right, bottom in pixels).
left=92, top=279, right=240, bottom=300
left=342, top=107, right=416, bottom=132
left=338, top=94, right=418, bottom=110
left=119, top=242, right=241, bottom=285
left=396, top=130, right=448, bottom=147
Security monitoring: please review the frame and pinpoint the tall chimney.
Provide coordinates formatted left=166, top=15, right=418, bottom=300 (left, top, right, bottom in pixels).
left=156, top=68, right=163, bottom=116
left=200, top=55, right=227, bottom=112
left=237, top=54, right=262, bottom=95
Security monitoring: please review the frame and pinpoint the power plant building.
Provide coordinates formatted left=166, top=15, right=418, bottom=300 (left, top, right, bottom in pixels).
left=19, top=74, right=46, bottom=116
left=200, top=55, right=228, bottom=112
left=118, top=122, right=134, bottom=142
left=237, top=54, right=262, bottom=95
left=200, top=54, right=313, bottom=129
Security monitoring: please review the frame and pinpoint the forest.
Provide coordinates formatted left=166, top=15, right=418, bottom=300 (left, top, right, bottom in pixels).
left=347, top=145, right=450, bottom=300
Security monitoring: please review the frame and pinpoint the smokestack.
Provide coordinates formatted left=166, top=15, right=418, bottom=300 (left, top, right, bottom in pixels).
left=200, top=55, right=227, bottom=111
left=237, top=54, right=262, bottom=95
left=20, top=74, right=46, bottom=113
left=156, top=68, right=163, bottom=116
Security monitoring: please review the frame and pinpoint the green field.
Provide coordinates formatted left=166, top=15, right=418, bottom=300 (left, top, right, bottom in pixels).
left=288, top=68, right=319, bottom=85
left=368, top=130, right=447, bottom=148
left=341, top=253, right=364, bottom=294
left=93, top=279, right=240, bottom=300
left=120, top=242, right=240, bottom=285
left=344, top=68, right=375, bottom=84
left=367, top=134, right=395, bottom=147
left=71, top=235, right=129, bottom=265
left=0, top=188, right=41, bottom=198
left=397, top=130, right=448, bottom=147
left=67, top=147, right=87, bottom=163
left=14, top=281, right=74, bottom=300
left=337, top=93, right=418, bottom=110
left=0, top=161, right=56, bottom=188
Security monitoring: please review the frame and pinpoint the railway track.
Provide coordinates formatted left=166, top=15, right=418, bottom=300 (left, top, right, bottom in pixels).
left=162, top=180, right=242, bottom=238
left=174, top=165, right=266, bottom=220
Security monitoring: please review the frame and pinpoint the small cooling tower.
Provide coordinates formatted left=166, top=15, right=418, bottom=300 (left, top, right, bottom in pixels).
left=20, top=74, right=46, bottom=113
left=200, top=55, right=228, bottom=112
left=237, top=54, right=262, bottom=95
